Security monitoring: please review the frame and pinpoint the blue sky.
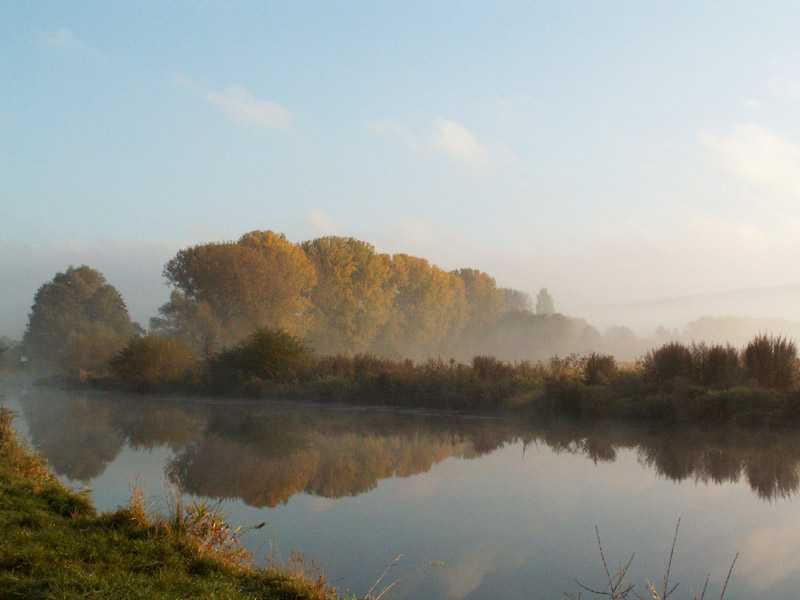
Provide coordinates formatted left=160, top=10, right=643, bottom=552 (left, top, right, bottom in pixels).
left=4, top=2, right=800, bottom=337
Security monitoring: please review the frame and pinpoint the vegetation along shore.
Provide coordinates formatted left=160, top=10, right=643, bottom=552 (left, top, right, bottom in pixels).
left=73, top=330, right=800, bottom=428
left=5, top=231, right=800, bottom=427
left=0, top=406, right=341, bottom=600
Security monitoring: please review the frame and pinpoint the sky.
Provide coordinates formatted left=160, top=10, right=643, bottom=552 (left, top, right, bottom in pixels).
left=4, top=2, right=800, bottom=338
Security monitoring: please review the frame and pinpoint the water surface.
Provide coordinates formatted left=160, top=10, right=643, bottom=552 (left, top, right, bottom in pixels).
left=3, top=381, right=799, bottom=599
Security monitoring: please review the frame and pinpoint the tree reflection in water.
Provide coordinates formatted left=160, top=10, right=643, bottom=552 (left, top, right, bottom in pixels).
left=15, top=388, right=800, bottom=503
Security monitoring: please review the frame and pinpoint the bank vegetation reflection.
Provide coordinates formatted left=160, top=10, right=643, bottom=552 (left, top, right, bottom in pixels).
left=18, top=389, right=800, bottom=503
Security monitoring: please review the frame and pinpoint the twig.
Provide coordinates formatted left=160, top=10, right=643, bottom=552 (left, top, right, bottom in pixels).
left=719, top=553, right=738, bottom=600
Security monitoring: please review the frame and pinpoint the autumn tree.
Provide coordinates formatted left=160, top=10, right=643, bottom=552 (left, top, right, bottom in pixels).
left=152, top=231, right=316, bottom=350
left=302, top=236, right=394, bottom=354
left=23, top=265, right=139, bottom=371
left=450, top=268, right=506, bottom=356
left=375, top=254, right=467, bottom=358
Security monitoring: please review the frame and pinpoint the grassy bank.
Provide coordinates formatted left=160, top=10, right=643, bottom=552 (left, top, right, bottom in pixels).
left=0, top=407, right=341, bottom=600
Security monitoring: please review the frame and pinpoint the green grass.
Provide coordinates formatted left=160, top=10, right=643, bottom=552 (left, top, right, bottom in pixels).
left=0, top=408, right=342, bottom=600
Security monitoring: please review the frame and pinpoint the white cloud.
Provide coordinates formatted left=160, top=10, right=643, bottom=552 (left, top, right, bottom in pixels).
left=304, top=209, right=343, bottom=237
left=370, top=117, right=508, bottom=171
left=431, top=118, right=490, bottom=168
left=698, top=122, right=800, bottom=199
left=206, top=85, right=292, bottom=129
left=734, top=514, right=800, bottom=590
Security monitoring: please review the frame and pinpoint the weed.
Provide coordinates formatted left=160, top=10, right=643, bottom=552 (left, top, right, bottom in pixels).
left=365, top=554, right=446, bottom=600
left=567, top=519, right=738, bottom=600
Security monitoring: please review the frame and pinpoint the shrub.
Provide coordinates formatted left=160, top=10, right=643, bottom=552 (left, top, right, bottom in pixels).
left=110, top=335, right=196, bottom=391
left=472, top=355, right=514, bottom=380
left=216, top=328, right=312, bottom=382
left=742, top=334, right=799, bottom=390
left=581, top=352, right=617, bottom=384
left=639, top=342, right=693, bottom=383
left=547, top=354, right=580, bottom=383
left=691, top=343, right=741, bottom=388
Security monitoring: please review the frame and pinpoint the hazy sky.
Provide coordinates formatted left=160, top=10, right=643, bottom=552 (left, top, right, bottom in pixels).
left=4, top=2, right=800, bottom=338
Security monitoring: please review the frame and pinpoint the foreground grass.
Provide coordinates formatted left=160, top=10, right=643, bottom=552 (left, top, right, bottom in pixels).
left=0, top=408, right=340, bottom=600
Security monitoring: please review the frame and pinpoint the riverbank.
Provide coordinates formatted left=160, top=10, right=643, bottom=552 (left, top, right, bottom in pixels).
left=0, top=407, right=340, bottom=600
left=31, top=332, right=800, bottom=428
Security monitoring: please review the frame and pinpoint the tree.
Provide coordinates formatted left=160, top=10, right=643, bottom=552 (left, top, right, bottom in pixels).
left=450, top=268, right=506, bottom=356
left=376, top=254, right=467, bottom=358
left=23, top=265, right=139, bottom=371
left=152, top=232, right=316, bottom=350
left=302, top=236, right=394, bottom=354
left=501, top=288, right=532, bottom=313
left=535, top=287, right=555, bottom=316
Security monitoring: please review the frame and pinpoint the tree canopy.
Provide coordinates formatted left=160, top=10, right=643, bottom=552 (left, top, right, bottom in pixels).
left=153, top=231, right=549, bottom=359
left=151, top=231, right=316, bottom=351
left=23, top=265, right=139, bottom=370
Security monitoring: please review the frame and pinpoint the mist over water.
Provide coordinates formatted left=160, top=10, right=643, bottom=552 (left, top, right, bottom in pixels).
left=5, top=384, right=800, bottom=599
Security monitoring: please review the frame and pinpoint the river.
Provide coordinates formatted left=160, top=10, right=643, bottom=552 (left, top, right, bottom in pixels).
left=3, top=380, right=799, bottom=599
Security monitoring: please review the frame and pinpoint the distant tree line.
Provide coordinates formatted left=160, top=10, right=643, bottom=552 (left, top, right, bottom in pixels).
left=24, top=231, right=798, bottom=376
left=146, top=231, right=587, bottom=361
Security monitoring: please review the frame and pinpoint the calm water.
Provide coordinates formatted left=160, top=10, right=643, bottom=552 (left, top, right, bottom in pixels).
left=3, top=380, right=800, bottom=599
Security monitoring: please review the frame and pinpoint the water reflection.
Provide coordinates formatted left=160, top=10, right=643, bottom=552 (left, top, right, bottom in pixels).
left=13, top=387, right=800, bottom=502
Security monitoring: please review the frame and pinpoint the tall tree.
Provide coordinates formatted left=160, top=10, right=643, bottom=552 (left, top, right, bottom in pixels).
left=501, top=287, right=533, bottom=313
left=23, top=265, right=139, bottom=371
left=152, top=232, right=316, bottom=350
left=376, top=254, right=467, bottom=358
left=302, top=236, right=394, bottom=354
left=451, top=268, right=506, bottom=356
left=535, top=287, right=555, bottom=316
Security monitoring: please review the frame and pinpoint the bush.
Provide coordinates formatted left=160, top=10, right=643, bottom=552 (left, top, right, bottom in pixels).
left=110, top=335, right=196, bottom=391
left=472, top=355, right=514, bottom=380
left=581, top=352, right=617, bottom=384
left=639, top=342, right=694, bottom=383
left=216, top=328, right=312, bottom=383
left=691, top=343, right=741, bottom=389
left=742, top=334, right=799, bottom=390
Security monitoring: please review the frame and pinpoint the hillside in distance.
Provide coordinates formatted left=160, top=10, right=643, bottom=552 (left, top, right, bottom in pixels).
left=580, top=285, right=800, bottom=343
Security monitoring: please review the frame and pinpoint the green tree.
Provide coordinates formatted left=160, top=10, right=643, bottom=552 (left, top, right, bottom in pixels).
left=302, top=236, right=394, bottom=354
left=22, top=266, right=139, bottom=371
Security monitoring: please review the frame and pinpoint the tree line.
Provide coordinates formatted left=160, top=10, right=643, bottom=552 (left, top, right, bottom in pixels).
left=15, top=231, right=592, bottom=372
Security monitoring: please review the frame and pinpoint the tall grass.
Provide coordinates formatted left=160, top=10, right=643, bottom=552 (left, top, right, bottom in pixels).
left=568, top=520, right=737, bottom=600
